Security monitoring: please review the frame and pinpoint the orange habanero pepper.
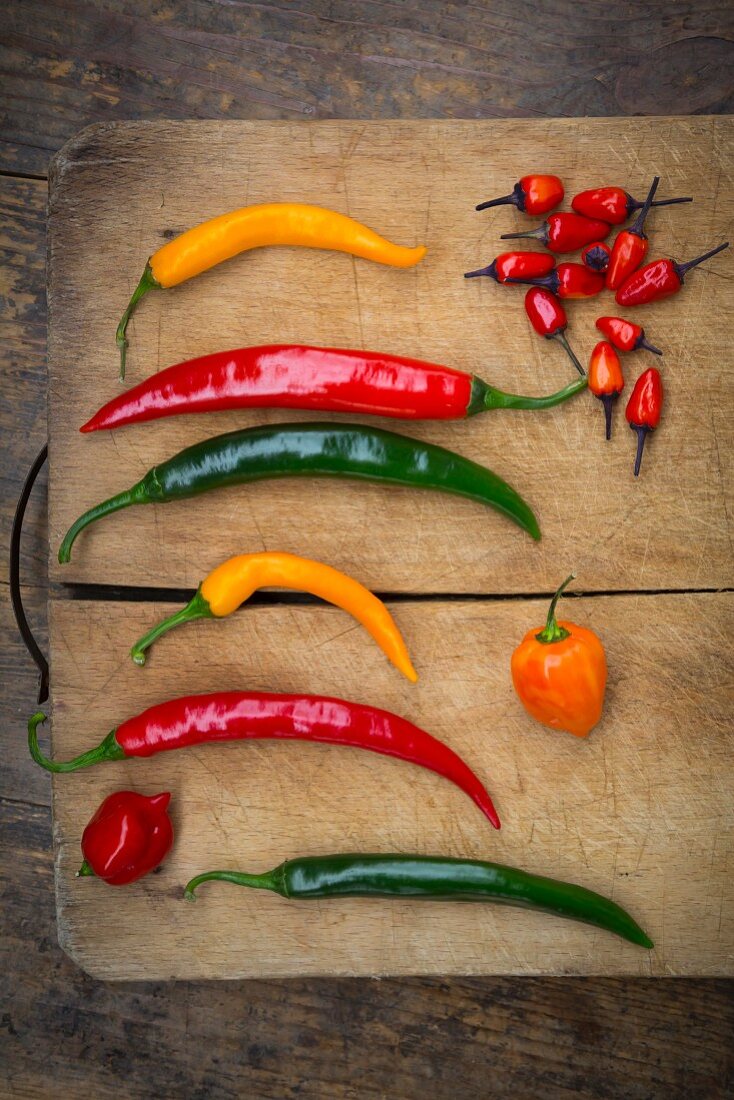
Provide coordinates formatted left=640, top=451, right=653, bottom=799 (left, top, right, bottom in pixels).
left=511, top=575, right=607, bottom=738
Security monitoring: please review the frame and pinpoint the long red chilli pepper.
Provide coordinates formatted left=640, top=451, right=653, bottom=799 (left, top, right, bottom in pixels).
left=28, top=694, right=501, bottom=829
left=501, top=213, right=610, bottom=254
left=588, top=341, right=624, bottom=440
left=464, top=251, right=555, bottom=283
left=625, top=368, right=663, bottom=476
left=80, top=344, right=586, bottom=431
left=506, top=263, right=604, bottom=300
left=476, top=174, right=564, bottom=215
left=605, top=177, right=659, bottom=291
left=616, top=243, right=730, bottom=306
left=581, top=241, right=611, bottom=273
left=572, top=185, right=692, bottom=225
left=524, top=288, right=584, bottom=375
left=595, top=317, right=662, bottom=356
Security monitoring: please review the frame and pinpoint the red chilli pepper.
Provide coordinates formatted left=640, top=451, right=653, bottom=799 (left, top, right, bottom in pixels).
left=616, top=243, right=730, bottom=307
left=588, top=341, right=624, bottom=440
left=605, top=177, right=660, bottom=291
left=595, top=317, right=662, bottom=356
left=28, top=694, right=501, bottom=829
left=581, top=241, right=611, bottom=274
left=506, top=262, right=605, bottom=300
left=77, top=791, right=174, bottom=885
left=476, top=174, right=564, bottom=216
left=501, top=213, right=611, bottom=254
left=572, top=185, right=693, bottom=225
left=625, top=368, right=663, bottom=476
left=464, top=251, right=555, bottom=283
left=524, top=288, right=584, bottom=376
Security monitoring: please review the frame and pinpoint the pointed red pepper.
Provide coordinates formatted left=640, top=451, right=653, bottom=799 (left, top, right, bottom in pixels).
left=77, top=790, right=174, bottom=885
left=501, top=212, right=611, bottom=254
left=581, top=241, right=611, bottom=273
left=625, top=368, right=663, bottom=477
left=524, top=288, right=584, bottom=375
left=616, top=242, right=729, bottom=306
left=506, top=262, right=605, bottom=299
left=572, top=185, right=692, bottom=225
left=464, top=250, right=555, bottom=283
left=476, top=174, right=564, bottom=216
left=588, top=341, right=624, bottom=440
left=606, top=177, right=660, bottom=291
left=595, top=317, right=662, bottom=356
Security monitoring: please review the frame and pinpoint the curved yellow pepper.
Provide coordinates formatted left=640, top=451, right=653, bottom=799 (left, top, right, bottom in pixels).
left=116, top=203, right=427, bottom=378
left=130, top=551, right=418, bottom=683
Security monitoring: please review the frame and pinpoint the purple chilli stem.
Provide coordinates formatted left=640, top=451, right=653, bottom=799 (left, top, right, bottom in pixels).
left=674, top=242, right=730, bottom=281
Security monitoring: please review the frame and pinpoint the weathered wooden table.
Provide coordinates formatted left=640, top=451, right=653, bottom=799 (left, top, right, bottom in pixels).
left=3, top=3, right=734, bottom=1096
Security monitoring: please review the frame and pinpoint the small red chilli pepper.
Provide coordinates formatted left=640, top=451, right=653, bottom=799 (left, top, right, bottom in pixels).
left=501, top=213, right=611, bottom=254
left=605, top=177, right=660, bottom=291
left=572, top=185, right=693, bottom=226
left=77, top=791, right=174, bottom=885
left=476, top=174, right=564, bottom=216
left=524, top=288, right=584, bottom=376
left=588, top=341, right=624, bottom=440
left=506, top=262, right=605, bottom=299
left=581, top=241, right=611, bottom=273
left=625, top=368, right=663, bottom=477
left=595, top=317, right=662, bottom=356
left=464, top=251, right=555, bottom=283
left=616, top=242, right=730, bottom=307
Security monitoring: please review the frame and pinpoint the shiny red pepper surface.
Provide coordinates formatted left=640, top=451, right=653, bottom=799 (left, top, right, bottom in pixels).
left=464, top=251, right=555, bottom=283
left=605, top=177, right=659, bottom=291
left=79, top=791, right=173, bottom=885
left=595, top=317, right=662, bottom=355
left=501, top=212, right=611, bottom=254
left=588, top=341, right=624, bottom=440
left=625, top=367, right=663, bottom=476
left=572, top=186, right=693, bottom=225
left=524, top=288, right=584, bottom=374
left=616, top=243, right=729, bottom=306
left=476, top=174, right=564, bottom=215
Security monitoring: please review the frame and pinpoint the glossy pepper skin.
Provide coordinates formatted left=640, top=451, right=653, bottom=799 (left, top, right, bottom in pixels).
left=130, top=551, right=417, bottom=681
left=595, top=317, right=662, bottom=356
left=77, top=791, right=173, bottom=886
left=476, top=174, right=564, bottom=216
left=572, top=185, right=692, bottom=226
left=511, top=575, right=607, bottom=738
left=115, top=204, right=427, bottom=378
left=58, top=422, right=542, bottom=563
left=588, top=341, right=625, bottom=440
left=626, top=367, right=663, bottom=477
left=524, top=288, right=584, bottom=375
left=81, top=343, right=584, bottom=431
left=463, top=251, right=555, bottom=283
left=507, top=263, right=605, bottom=299
left=581, top=242, right=611, bottom=273
left=616, top=242, right=730, bottom=306
left=605, top=177, right=659, bottom=291
left=500, top=213, right=611, bottom=254
left=27, top=694, right=501, bottom=829
left=184, top=852, right=653, bottom=948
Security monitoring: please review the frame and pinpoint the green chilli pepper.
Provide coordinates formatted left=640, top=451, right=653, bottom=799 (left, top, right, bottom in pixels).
left=58, top=423, right=540, bottom=562
left=184, top=852, right=653, bottom=948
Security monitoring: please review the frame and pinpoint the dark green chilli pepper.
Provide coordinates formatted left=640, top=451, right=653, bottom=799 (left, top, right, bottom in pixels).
left=184, top=852, right=653, bottom=948
left=58, top=423, right=540, bottom=561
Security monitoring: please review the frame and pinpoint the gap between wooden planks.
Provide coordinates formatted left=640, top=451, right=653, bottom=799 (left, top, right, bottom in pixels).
left=48, top=592, right=733, bottom=979
left=47, top=117, right=733, bottom=593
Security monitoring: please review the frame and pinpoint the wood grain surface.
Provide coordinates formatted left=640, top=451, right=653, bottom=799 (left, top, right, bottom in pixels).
left=47, top=117, right=733, bottom=593
left=47, top=593, right=732, bottom=979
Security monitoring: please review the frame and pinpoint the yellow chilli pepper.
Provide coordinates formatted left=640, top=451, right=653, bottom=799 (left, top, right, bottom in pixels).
left=129, top=551, right=418, bottom=682
left=116, top=203, right=427, bottom=378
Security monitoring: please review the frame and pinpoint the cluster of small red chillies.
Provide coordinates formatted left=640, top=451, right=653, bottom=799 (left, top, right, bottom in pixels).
left=467, top=171, right=729, bottom=476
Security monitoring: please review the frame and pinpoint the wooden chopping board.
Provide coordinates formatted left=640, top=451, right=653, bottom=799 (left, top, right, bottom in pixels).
left=45, top=118, right=734, bottom=979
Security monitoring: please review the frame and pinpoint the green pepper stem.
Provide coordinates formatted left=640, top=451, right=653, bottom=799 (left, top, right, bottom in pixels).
left=58, top=480, right=149, bottom=563
left=535, top=574, right=575, bottom=644
left=551, top=331, right=585, bottom=376
left=28, top=712, right=125, bottom=772
left=471, top=375, right=587, bottom=415
left=184, top=868, right=282, bottom=901
left=116, top=263, right=159, bottom=381
left=76, top=860, right=95, bottom=878
left=130, top=588, right=212, bottom=666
